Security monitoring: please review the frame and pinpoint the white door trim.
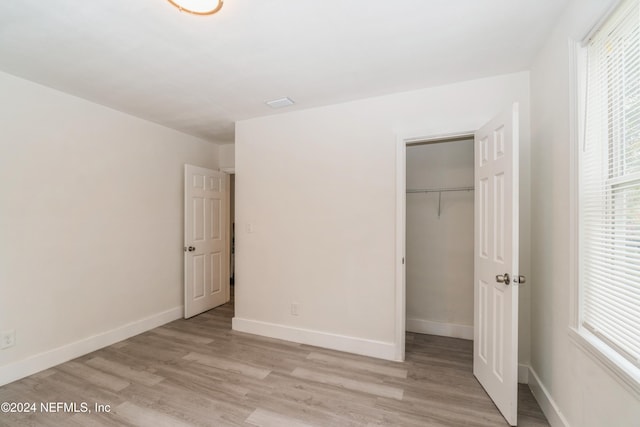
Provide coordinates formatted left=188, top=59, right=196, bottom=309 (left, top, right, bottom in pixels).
left=394, top=130, right=475, bottom=361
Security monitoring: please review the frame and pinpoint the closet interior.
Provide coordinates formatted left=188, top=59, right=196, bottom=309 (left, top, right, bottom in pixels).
left=405, top=137, right=475, bottom=340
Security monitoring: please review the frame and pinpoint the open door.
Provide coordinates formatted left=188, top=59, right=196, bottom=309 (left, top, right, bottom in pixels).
left=184, top=164, right=229, bottom=319
left=473, top=103, right=521, bottom=425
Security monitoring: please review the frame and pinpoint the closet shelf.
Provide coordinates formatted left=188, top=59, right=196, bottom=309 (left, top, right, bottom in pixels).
left=406, top=186, right=474, bottom=218
left=406, top=186, right=474, bottom=194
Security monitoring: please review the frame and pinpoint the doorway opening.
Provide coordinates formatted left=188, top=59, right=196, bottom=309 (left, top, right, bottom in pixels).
left=405, top=137, right=475, bottom=341
left=220, top=166, right=236, bottom=311
left=229, top=173, right=235, bottom=297
left=395, top=103, right=522, bottom=425
left=218, top=166, right=236, bottom=310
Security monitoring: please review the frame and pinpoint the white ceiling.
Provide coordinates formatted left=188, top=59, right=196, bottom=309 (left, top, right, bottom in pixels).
left=0, top=0, right=569, bottom=143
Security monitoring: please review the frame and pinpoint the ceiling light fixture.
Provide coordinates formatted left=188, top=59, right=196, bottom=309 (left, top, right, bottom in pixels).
left=167, top=0, right=223, bottom=15
left=266, top=97, right=295, bottom=109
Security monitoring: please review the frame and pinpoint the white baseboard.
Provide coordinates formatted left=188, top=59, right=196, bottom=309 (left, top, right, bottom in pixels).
left=528, top=366, right=570, bottom=427
left=406, top=317, right=473, bottom=340
left=232, top=317, right=397, bottom=361
left=0, top=306, right=183, bottom=387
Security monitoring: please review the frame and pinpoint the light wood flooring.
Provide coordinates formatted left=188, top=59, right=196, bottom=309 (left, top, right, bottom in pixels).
left=0, top=300, right=549, bottom=426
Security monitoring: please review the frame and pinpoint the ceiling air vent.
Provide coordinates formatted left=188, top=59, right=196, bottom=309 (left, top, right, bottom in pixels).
left=265, top=97, right=295, bottom=109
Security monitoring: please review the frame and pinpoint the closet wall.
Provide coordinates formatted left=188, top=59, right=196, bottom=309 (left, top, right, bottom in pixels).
left=406, top=139, right=475, bottom=339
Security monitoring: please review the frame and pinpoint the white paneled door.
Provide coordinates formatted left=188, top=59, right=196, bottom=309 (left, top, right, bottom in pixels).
left=473, top=103, right=520, bottom=426
left=184, top=165, right=229, bottom=319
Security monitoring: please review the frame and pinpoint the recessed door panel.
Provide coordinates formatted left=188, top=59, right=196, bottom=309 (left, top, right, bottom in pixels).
left=193, top=198, right=205, bottom=241
left=210, top=253, right=222, bottom=294
left=479, top=178, right=489, bottom=259
left=493, top=287, right=505, bottom=381
left=207, top=199, right=221, bottom=240
left=479, top=280, right=489, bottom=363
left=207, top=177, right=220, bottom=192
left=480, top=136, right=489, bottom=167
left=193, top=174, right=205, bottom=189
left=494, top=173, right=505, bottom=264
left=193, top=254, right=205, bottom=299
left=494, top=126, right=505, bottom=160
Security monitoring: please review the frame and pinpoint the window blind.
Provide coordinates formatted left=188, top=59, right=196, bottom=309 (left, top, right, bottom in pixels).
left=582, top=0, right=640, bottom=367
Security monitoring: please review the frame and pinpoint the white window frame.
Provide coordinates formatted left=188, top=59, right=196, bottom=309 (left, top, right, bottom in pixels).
left=569, top=1, right=640, bottom=397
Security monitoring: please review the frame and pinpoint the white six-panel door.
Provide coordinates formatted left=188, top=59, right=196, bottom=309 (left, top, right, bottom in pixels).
left=184, top=165, right=229, bottom=319
left=473, top=103, right=520, bottom=426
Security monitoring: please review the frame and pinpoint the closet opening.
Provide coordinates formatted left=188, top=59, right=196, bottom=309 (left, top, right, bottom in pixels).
left=402, top=134, right=475, bottom=352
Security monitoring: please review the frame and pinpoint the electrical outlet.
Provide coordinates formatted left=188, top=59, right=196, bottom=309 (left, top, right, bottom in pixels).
left=1, top=330, right=15, bottom=349
left=290, top=303, right=299, bottom=316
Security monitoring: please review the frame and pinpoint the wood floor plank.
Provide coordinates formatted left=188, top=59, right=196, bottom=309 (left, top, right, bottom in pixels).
left=291, top=367, right=404, bottom=400
left=117, top=380, right=254, bottom=426
left=376, top=394, right=506, bottom=427
left=113, top=401, right=195, bottom=427
left=306, top=352, right=408, bottom=379
left=183, top=352, right=272, bottom=380
left=150, top=326, right=215, bottom=345
left=85, top=357, right=164, bottom=387
left=242, top=391, right=372, bottom=427
left=54, top=361, right=130, bottom=392
left=153, top=362, right=253, bottom=399
left=0, top=297, right=549, bottom=427
left=245, top=371, right=383, bottom=426
left=246, top=408, right=313, bottom=427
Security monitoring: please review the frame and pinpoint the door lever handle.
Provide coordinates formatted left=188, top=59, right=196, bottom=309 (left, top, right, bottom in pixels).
left=496, top=273, right=510, bottom=285
left=184, top=246, right=196, bottom=252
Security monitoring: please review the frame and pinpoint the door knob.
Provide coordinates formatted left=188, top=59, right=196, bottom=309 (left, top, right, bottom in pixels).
left=496, top=273, right=510, bottom=285
left=514, top=275, right=526, bottom=284
left=184, top=246, right=196, bottom=252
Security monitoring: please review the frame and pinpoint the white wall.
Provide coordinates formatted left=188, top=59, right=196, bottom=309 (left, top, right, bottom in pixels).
left=530, top=0, right=640, bottom=425
left=0, top=71, right=218, bottom=385
left=219, top=143, right=235, bottom=170
left=405, top=140, right=474, bottom=339
left=234, top=71, right=531, bottom=362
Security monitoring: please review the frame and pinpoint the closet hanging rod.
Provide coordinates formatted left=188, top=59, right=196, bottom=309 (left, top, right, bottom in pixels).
left=407, top=186, right=474, bottom=219
left=406, top=186, right=474, bottom=194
